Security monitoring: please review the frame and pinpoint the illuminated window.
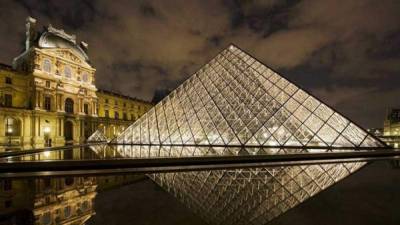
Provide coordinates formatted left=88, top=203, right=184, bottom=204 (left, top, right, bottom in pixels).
left=82, top=72, right=89, bottom=82
left=42, top=212, right=51, bottom=225
left=44, top=96, right=51, bottom=111
left=64, top=206, right=71, bottom=218
left=84, top=103, right=89, bottom=114
left=64, top=66, right=72, bottom=78
left=4, top=94, right=12, bottom=107
left=65, top=98, right=74, bottom=114
left=42, top=59, right=51, bottom=73
left=82, top=201, right=89, bottom=211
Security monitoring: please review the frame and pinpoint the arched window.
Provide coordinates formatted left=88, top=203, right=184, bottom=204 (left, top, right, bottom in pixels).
left=64, top=66, right=72, bottom=78
left=65, top=98, right=74, bottom=114
left=82, top=72, right=89, bottom=82
left=41, top=212, right=51, bottom=225
left=64, top=206, right=71, bottom=218
left=84, top=103, right=89, bottom=114
left=42, top=59, right=51, bottom=73
left=5, top=117, right=21, bottom=136
left=82, top=201, right=89, bottom=211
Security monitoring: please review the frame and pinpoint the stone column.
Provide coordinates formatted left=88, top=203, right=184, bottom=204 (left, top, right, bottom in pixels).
left=55, top=94, right=59, bottom=111
left=35, top=91, right=40, bottom=109
left=60, top=95, right=65, bottom=112
left=22, top=114, right=32, bottom=147
left=78, top=98, right=83, bottom=114
left=60, top=118, right=64, bottom=136
left=39, top=91, right=43, bottom=108
left=0, top=115, right=5, bottom=143
left=92, top=100, right=98, bottom=116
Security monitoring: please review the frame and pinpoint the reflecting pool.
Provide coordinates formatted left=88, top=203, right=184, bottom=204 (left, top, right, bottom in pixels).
left=0, top=145, right=399, bottom=225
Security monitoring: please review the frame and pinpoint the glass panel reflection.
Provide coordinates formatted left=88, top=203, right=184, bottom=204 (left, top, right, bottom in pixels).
left=1, top=145, right=368, bottom=162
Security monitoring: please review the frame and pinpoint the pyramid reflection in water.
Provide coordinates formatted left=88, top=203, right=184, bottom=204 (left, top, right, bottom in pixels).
left=110, top=45, right=385, bottom=224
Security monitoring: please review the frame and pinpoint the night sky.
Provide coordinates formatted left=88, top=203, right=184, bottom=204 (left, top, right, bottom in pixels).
left=0, top=0, right=400, bottom=128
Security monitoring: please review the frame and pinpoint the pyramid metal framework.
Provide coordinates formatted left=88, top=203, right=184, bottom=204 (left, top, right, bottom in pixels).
left=87, top=129, right=109, bottom=143
left=113, top=45, right=383, bottom=149
left=111, top=45, right=385, bottom=224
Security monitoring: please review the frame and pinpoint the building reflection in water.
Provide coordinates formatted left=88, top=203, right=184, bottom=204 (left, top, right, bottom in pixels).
left=0, top=177, right=96, bottom=225
left=0, top=174, right=144, bottom=225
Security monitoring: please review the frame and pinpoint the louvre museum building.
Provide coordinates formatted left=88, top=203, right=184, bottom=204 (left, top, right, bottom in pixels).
left=0, top=17, right=152, bottom=149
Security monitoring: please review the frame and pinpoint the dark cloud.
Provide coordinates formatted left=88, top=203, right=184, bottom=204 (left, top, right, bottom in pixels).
left=15, top=0, right=100, bottom=29
left=224, top=0, right=300, bottom=35
left=139, top=2, right=158, bottom=18
left=0, top=0, right=399, bottom=128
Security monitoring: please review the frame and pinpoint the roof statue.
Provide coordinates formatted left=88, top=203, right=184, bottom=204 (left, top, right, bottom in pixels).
left=111, top=44, right=385, bottom=224
left=47, top=23, right=77, bottom=43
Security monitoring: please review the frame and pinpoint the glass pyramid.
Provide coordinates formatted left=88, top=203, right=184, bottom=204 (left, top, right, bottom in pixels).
left=113, top=45, right=384, bottom=148
left=110, top=44, right=385, bottom=224
left=88, top=129, right=109, bottom=143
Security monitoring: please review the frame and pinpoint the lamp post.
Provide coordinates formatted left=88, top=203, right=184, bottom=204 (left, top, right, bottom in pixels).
left=6, top=127, right=13, bottom=146
left=44, top=126, right=51, bottom=147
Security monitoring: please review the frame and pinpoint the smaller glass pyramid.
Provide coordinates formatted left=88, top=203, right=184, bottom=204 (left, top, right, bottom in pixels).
left=88, top=129, right=109, bottom=142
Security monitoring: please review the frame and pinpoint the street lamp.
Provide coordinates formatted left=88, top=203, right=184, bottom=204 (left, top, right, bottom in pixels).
left=44, top=126, right=51, bottom=147
left=6, top=127, right=13, bottom=145
left=43, top=151, right=50, bottom=158
left=43, top=126, right=50, bottom=134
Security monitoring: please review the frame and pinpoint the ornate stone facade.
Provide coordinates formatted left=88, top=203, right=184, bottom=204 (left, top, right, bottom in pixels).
left=0, top=17, right=152, bottom=149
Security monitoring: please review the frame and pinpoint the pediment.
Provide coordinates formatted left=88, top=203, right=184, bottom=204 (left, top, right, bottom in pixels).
left=42, top=48, right=91, bottom=68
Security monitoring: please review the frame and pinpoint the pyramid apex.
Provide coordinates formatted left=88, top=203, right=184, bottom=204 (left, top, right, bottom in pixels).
left=227, top=43, right=239, bottom=51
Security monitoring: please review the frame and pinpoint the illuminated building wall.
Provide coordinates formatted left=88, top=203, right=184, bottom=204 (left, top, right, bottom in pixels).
left=383, top=108, right=400, bottom=147
left=0, top=17, right=152, bottom=149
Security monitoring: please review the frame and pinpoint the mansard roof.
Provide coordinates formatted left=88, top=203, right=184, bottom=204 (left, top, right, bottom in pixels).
left=37, top=24, right=89, bottom=62
left=97, top=88, right=152, bottom=105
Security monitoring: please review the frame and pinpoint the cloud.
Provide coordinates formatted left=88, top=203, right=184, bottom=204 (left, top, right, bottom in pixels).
left=0, top=0, right=399, bottom=127
left=252, top=28, right=333, bottom=68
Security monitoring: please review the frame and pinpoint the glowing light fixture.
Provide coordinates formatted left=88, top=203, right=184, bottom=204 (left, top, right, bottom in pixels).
left=43, top=126, right=51, bottom=134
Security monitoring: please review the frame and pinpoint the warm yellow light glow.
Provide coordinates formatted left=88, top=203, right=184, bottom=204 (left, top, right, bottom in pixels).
left=43, top=151, right=50, bottom=157
left=43, top=126, right=51, bottom=134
